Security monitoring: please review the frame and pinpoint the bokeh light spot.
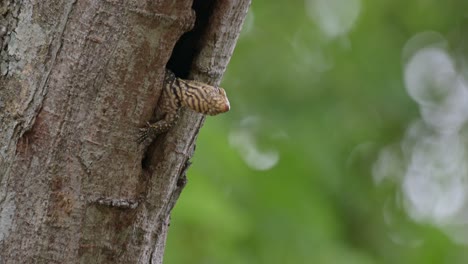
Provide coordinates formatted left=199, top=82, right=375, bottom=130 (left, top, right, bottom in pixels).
left=228, top=116, right=280, bottom=171
left=305, top=0, right=361, bottom=39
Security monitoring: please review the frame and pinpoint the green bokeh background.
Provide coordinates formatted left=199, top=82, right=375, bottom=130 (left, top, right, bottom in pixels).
left=165, top=1, right=468, bottom=263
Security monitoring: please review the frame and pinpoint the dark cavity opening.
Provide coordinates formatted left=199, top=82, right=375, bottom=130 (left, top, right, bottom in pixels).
left=142, top=0, right=216, bottom=171
left=166, top=0, right=217, bottom=78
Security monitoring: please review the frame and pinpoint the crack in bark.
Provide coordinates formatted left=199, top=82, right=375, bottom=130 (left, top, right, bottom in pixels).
left=12, top=0, right=78, bottom=154
left=94, top=197, right=139, bottom=209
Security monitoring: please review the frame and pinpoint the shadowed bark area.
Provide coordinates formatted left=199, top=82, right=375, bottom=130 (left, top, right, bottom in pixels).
left=0, top=0, right=250, bottom=263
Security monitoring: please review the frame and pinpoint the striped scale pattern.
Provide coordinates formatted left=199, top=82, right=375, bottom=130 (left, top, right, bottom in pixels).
left=138, top=70, right=230, bottom=143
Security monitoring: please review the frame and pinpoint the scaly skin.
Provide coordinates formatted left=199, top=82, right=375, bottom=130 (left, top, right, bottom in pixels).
left=138, top=70, right=230, bottom=143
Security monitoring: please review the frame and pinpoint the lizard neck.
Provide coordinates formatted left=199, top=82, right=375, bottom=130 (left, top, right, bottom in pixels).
left=175, top=78, right=211, bottom=113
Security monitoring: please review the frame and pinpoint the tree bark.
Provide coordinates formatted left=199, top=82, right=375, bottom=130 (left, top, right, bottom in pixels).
left=0, top=0, right=250, bottom=263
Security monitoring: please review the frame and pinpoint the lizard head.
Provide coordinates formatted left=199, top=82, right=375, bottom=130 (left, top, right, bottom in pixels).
left=205, top=86, right=230, bottom=115
left=178, top=79, right=230, bottom=115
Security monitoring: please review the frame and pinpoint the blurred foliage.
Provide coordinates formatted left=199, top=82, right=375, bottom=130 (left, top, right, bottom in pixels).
left=165, top=0, right=468, bottom=263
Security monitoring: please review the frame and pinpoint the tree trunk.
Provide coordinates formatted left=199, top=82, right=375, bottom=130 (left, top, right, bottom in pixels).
left=0, top=0, right=250, bottom=263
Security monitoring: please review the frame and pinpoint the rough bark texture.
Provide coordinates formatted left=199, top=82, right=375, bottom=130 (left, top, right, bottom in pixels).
left=0, top=0, right=250, bottom=263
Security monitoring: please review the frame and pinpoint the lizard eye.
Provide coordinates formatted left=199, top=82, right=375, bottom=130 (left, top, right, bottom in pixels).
left=217, top=87, right=226, bottom=96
